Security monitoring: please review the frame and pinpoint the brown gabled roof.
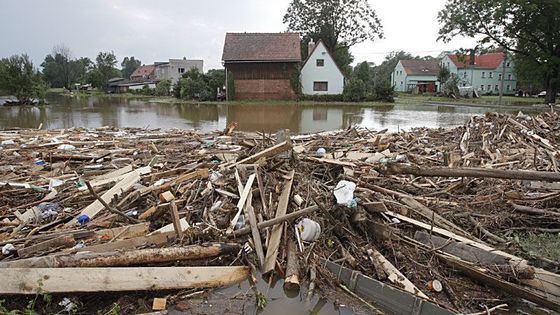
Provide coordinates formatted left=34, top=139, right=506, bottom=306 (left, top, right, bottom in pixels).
left=447, top=53, right=505, bottom=69
left=222, top=32, right=301, bottom=62
left=131, top=65, right=155, bottom=78
left=400, top=60, right=440, bottom=76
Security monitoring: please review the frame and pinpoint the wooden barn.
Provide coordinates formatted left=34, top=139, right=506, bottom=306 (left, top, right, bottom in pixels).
left=222, top=33, right=301, bottom=100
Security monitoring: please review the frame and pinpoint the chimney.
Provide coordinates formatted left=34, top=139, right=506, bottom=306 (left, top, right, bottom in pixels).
left=308, top=40, right=315, bottom=56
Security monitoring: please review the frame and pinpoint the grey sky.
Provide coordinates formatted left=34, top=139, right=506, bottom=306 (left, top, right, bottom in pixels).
left=0, top=0, right=476, bottom=70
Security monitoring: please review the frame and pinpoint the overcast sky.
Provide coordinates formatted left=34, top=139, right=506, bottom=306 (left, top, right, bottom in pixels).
left=0, top=0, right=477, bottom=70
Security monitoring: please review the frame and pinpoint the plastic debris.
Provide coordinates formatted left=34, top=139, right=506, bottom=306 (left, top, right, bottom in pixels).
left=38, top=202, right=62, bottom=219
left=48, top=178, right=64, bottom=191
left=57, top=144, right=76, bottom=150
left=333, top=180, right=356, bottom=205
left=35, top=159, right=45, bottom=166
left=2, top=244, right=15, bottom=255
left=59, top=297, right=77, bottom=312
left=77, top=214, right=90, bottom=225
left=427, top=280, right=443, bottom=292
left=316, top=147, right=326, bottom=157
left=297, top=218, right=321, bottom=242
left=1, top=139, right=15, bottom=146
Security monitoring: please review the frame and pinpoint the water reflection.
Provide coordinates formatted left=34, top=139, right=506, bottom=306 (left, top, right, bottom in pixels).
left=0, top=94, right=538, bottom=133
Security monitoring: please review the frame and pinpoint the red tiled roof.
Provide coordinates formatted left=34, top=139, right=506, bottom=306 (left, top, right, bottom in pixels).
left=222, top=32, right=301, bottom=62
left=447, top=53, right=505, bottom=69
left=131, top=65, right=155, bottom=78
left=400, top=60, right=440, bottom=76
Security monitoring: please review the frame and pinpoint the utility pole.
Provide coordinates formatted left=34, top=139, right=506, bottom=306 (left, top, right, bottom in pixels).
left=498, top=51, right=507, bottom=106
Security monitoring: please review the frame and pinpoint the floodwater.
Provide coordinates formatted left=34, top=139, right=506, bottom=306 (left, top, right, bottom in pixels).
left=0, top=94, right=541, bottom=132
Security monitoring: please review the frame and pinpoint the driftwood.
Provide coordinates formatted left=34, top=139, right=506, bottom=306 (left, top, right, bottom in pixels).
left=1, top=243, right=240, bottom=268
left=384, top=163, right=560, bottom=182
left=0, top=266, right=250, bottom=294
left=284, top=239, right=300, bottom=290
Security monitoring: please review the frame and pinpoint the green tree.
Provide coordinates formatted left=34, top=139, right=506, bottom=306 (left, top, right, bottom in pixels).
left=352, top=61, right=374, bottom=90
left=155, top=79, right=171, bottom=96
left=0, top=54, right=48, bottom=104
left=437, top=66, right=451, bottom=91
left=343, top=79, right=366, bottom=102
left=284, top=0, right=383, bottom=76
left=177, top=68, right=211, bottom=101
left=88, top=51, right=121, bottom=90
left=121, top=56, right=142, bottom=79
left=438, top=0, right=560, bottom=103
left=206, top=69, right=225, bottom=100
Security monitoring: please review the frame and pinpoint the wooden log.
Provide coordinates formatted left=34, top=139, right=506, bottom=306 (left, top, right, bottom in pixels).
left=414, top=231, right=534, bottom=279
left=226, top=140, right=292, bottom=169
left=74, top=231, right=175, bottom=253
left=17, top=235, right=76, bottom=258
left=263, top=170, right=295, bottom=274
left=383, top=163, right=560, bottom=182
left=284, top=239, right=300, bottom=290
left=439, top=255, right=560, bottom=312
left=1, top=243, right=241, bottom=268
left=0, top=266, right=250, bottom=294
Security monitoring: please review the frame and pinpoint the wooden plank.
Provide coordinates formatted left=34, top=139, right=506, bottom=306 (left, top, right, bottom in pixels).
left=246, top=201, right=264, bottom=269
left=65, top=168, right=143, bottom=227
left=367, top=248, right=428, bottom=299
left=92, top=165, right=133, bottom=181
left=0, top=266, right=250, bottom=294
left=324, top=260, right=454, bottom=315
left=169, top=200, right=183, bottom=239
left=149, top=218, right=190, bottom=235
left=78, top=166, right=149, bottom=191
left=263, top=170, right=294, bottom=274
left=17, top=235, right=75, bottom=258
left=306, top=157, right=357, bottom=167
left=227, top=173, right=256, bottom=234
left=93, top=222, right=150, bottom=240
left=232, top=205, right=319, bottom=237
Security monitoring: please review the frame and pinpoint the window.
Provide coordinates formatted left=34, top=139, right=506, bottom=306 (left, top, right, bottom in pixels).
left=506, top=85, right=510, bottom=91
left=463, top=83, right=466, bottom=87
left=400, top=81, right=403, bottom=85
left=480, top=85, right=485, bottom=91
left=498, top=74, right=502, bottom=81
left=482, top=72, right=486, bottom=78
left=488, top=85, right=491, bottom=91
left=495, top=85, right=499, bottom=91
left=463, top=72, right=467, bottom=79
left=178, top=68, right=185, bottom=74
left=507, top=74, right=512, bottom=80
left=489, top=72, right=493, bottom=78
left=506, top=62, right=511, bottom=67
left=316, top=59, right=324, bottom=67
left=313, top=81, right=328, bottom=91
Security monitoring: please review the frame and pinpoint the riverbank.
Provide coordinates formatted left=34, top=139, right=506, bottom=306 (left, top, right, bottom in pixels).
left=49, top=88, right=552, bottom=109
left=0, top=111, right=559, bottom=314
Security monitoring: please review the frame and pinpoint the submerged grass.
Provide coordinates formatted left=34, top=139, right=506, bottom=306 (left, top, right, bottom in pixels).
left=518, top=232, right=560, bottom=261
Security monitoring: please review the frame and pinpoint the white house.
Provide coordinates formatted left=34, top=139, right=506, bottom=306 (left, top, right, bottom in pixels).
left=300, top=40, right=345, bottom=95
left=391, top=60, right=440, bottom=93
left=154, top=58, right=204, bottom=85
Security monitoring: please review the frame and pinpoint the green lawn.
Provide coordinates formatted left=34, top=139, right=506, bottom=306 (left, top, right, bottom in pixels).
left=395, top=93, right=544, bottom=105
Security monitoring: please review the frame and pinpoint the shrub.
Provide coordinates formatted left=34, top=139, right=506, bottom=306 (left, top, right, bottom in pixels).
left=155, top=80, right=171, bottom=96
left=300, top=94, right=344, bottom=102
left=373, top=80, right=395, bottom=102
left=343, top=79, right=367, bottom=102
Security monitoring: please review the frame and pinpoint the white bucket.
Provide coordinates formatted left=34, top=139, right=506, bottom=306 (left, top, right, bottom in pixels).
left=297, top=218, right=321, bottom=242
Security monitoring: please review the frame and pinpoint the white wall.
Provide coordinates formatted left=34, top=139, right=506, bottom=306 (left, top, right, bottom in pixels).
left=392, top=61, right=407, bottom=92
left=301, top=42, right=345, bottom=95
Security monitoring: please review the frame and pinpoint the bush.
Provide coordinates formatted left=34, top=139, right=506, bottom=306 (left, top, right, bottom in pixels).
left=155, top=80, right=171, bottom=96
left=343, top=79, right=367, bottom=102
left=299, top=94, right=344, bottom=102
left=373, top=80, right=395, bottom=102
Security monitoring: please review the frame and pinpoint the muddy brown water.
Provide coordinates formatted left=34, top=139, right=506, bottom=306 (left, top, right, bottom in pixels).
left=0, top=94, right=541, bottom=132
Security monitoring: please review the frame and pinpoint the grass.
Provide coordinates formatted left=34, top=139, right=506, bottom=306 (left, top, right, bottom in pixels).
left=517, top=232, right=560, bottom=262
left=395, top=93, right=545, bottom=106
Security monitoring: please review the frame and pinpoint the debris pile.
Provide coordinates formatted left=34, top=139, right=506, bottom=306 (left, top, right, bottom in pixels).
left=0, top=111, right=559, bottom=314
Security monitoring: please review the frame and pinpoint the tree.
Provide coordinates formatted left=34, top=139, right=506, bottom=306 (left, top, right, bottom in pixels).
left=206, top=69, right=225, bottom=100
left=353, top=61, right=374, bottom=88
left=438, top=0, right=560, bottom=103
left=343, top=79, right=366, bottom=102
left=155, top=80, right=171, bottom=96
left=284, top=0, right=383, bottom=75
left=42, top=53, right=92, bottom=88
left=121, top=56, right=142, bottom=79
left=0, top=54, right=47, bottom=104
left=437, top=66, right=451, bottom=90
left=88, top=51, right=121, bottom=90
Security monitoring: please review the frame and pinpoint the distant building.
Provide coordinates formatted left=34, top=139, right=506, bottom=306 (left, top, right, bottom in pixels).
left=222, top=32, right=301, bottom=100
left=300, top=40, right=345, bottom=95
left=440, top=53, right=516, bottom=95
left=391, top=60, right=440, bottom=93
left=130, top=65, right=156, bottom=82
left=154, top=58, right=203, bottom=85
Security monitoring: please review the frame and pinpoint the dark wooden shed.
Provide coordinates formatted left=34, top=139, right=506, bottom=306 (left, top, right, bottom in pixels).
left=222, top=33, right=301, bottom=100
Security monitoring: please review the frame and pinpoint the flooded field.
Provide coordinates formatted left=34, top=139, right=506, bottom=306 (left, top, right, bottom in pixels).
left=0, top=94, right=541, bottom=132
